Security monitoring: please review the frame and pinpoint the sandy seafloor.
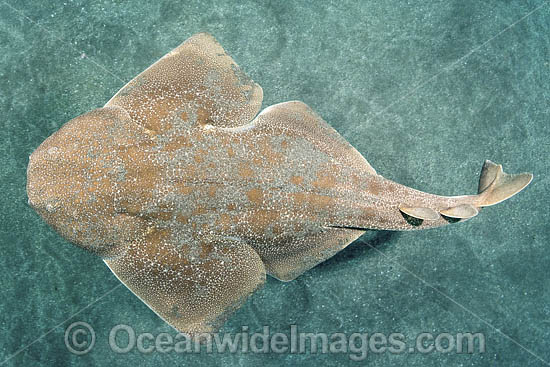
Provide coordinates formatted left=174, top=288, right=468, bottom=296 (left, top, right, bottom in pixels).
left=1, top=1, right=549, bottom=366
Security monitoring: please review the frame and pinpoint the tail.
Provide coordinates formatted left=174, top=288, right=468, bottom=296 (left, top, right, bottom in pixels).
left=476, top=160, right=533, bottom=207
left=400, top=160, right=532, bottom=222
left=431, top=160, right=532, bottom=220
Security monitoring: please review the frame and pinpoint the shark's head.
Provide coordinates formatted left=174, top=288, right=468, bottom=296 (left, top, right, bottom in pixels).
left=26, top=107, right=142, bottom=256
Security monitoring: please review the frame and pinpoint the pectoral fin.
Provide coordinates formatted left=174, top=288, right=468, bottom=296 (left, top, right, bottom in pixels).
left=104, top=234, right=265, bottom=335
left=106, top=32, right=263, bottom=132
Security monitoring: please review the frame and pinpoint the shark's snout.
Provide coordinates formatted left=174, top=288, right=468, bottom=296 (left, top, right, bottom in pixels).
left=26, top=134, right=71, bottom=228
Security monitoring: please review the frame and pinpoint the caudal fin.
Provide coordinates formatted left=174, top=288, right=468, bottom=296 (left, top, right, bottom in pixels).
left=476, top=160, right=533, bottom=207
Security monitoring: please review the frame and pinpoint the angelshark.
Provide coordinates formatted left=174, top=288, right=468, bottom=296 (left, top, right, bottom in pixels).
left=27, top=33, right=532, bottom=335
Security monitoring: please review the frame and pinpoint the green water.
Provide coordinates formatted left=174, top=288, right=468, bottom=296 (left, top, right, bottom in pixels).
left=1, top=1, right=549, bottom=366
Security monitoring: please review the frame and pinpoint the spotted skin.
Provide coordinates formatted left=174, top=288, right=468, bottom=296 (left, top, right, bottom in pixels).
left=26, top=33, right=532, bottom=335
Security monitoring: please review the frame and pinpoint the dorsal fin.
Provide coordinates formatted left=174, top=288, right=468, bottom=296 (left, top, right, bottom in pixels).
left=440, top=204, right=479, bottom=219
left=399, top=205, right=440, bottom=220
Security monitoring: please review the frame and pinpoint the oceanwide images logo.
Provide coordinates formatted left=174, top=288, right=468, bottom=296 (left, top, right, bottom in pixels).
left=65, top=322, right=485, bottom=361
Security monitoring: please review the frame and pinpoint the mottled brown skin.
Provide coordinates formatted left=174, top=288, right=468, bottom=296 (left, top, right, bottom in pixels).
left=26, top=33, right=532, bottom=335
